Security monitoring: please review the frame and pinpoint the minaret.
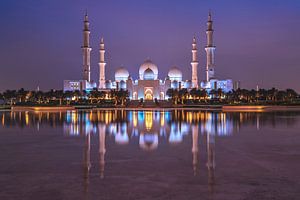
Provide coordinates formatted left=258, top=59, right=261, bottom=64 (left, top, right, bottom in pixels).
left=82, top=12, right=92, bottom=82
left=205, top=11, right=216, bottom=82
left=191, top=37, right=199, bottom=88
left=98, top=38, right=106, bottom=89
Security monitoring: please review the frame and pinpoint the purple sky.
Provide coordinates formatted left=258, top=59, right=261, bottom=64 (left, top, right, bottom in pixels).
left=0, top=0, right=300, bottom=92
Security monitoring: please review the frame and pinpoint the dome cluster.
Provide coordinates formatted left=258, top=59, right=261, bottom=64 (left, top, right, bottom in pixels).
left=114, top=60, right=183, bottom=83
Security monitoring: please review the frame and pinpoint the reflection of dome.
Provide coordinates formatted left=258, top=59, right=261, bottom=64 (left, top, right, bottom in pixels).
left=139, top=59, right=158, bottom=80
left=169, top=131, right=183, bottom=144
left=115, top=67, right=129, bottom=81
left=139, top=133, right=158, bottom=151
left=143, top=68, right=155, bottom=80
left=168, top=66, right=182, bottom=81
left=115, top=132, right=129, bottom=145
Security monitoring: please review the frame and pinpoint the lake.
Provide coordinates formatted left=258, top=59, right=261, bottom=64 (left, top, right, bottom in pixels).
left=0, top=110, right=300, bottom=200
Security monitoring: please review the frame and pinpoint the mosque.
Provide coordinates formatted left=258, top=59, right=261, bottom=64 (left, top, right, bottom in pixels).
left=63, top=11, right=233, bottom=100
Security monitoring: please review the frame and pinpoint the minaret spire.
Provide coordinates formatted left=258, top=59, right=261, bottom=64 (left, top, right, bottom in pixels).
left=98, top=37, right=106, bottom=89
left=205, top=10, right=216, bottom=81
left=191, top=36, right=199, bottom=88
left=82, top=12, right=92, bottom=82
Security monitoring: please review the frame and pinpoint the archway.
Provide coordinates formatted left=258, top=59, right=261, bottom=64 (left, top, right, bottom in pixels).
left=144, top=88, right=153, bottom=100
left=133, top=92, right=138, bottom=100
left=160, top=92, right=165, bottom=100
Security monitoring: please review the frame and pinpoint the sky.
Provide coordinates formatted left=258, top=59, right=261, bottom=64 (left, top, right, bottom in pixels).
left=0, top=0, right=300, bottom=92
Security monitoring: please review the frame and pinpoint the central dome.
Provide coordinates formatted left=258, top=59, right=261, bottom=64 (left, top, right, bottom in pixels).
left=139, top=59, right=158, bottom=80
left=143, top=68, right=155, bottom=80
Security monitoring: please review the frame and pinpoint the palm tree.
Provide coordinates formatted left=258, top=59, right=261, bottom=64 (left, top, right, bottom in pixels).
left=199, top=89, right=208, bottom=102
left=166, top=89, right=179, bottom=105
left=17, top=88, right=28, bottom=103
left=53, top=90, right=64, bottom=105
left=209, top=89, right=217, bottom=100
left=189, top=88, right=197, bottom=101
left=119, top=89, right=129, bottom=106
left=286, top=89, right=298, bottom=103
left=3, top=90, right=17, bottom=105
left=178, top=88, right=188, bottom=104
left=63, top=91, right=73, bottom=105
left=217, top=88, right=224, bottom=101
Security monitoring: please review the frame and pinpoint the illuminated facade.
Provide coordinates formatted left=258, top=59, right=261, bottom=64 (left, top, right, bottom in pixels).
left=63, top=11, right=233, bottom=94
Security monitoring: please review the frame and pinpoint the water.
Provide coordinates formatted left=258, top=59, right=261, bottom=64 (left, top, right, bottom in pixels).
left=0, top=110, right=300, bottom=200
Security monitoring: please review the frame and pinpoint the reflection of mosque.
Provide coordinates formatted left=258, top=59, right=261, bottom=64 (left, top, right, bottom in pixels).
left=70, top=110, right=221, bottom=182
left=2, top=111, right=299, bottom=132
left=80, top=111, right=216, bottom=193
left=63, top=110, right=235, bottom=145
left=2, top=110, right=300, bottom=194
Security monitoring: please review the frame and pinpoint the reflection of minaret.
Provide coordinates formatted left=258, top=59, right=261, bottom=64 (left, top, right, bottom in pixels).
left=206, top=130, right=216, bottom=194
left=83, top=132, right=91, bottom=192
left=205, top=11, right=216, bottom=82
left=191, top=37, right=199, bottom=88
left=256, top=114, right=260, bottom=130
left=98, top=38, right=106, bottom=89
left=82, top=12, right=92, bottom=82
left=99, top=124, right=106, bottom=178
left=192, top=124, right=199, bottom=175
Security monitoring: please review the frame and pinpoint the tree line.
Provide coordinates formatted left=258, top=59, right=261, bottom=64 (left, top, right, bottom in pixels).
left=166, top=88, right=299, bottom=105
left=0, top=88, right=129, bottom=106
left=0, top=87, right=299, bottom=106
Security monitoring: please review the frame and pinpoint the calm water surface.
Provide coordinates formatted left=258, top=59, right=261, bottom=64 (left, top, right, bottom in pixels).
left=0, top=110, right=300, bottom=200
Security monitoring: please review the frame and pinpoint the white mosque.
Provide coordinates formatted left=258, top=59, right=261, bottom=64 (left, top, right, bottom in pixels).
left=64, top=11, right=233, bottom=100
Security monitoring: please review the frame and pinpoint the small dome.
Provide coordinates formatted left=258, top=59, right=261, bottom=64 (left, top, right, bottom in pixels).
left=139, top=59, right=158, bottom=80
left=184, top=80, right=192, bottom=88
left=171, top=80, right=179, bottom=89
left=168, top=66, right=182, bottom=81
left=120, top=80, right=126, bottom=89
left=143, top=68, right=155, bottom=80
left=115, top=67, right=129, bottom=81
left=105, top=80, right=112, bottom=89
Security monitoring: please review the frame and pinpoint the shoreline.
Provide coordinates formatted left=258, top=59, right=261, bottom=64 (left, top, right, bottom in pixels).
left=3, top=105, right=300, bottom=112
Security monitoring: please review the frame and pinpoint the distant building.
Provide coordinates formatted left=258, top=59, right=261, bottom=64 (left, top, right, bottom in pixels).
left=63, top=80, right=96, bottom=92
left=64, top=11, right=233, bottom=96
